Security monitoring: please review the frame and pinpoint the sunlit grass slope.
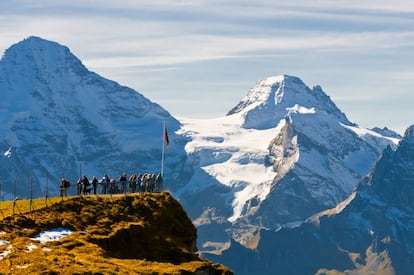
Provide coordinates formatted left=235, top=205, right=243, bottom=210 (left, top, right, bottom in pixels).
left=0, top=193, right=233, bottom=274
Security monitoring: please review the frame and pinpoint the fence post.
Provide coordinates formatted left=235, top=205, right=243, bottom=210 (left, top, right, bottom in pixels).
left=12, top=180, right=16, bottom=215
left=29, top=176, right=33, bottom=213
left=45, top=173, right=49, bottom=207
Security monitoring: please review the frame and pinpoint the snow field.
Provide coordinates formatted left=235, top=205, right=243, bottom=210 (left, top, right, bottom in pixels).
left=178, top=114, right=282, bottom=222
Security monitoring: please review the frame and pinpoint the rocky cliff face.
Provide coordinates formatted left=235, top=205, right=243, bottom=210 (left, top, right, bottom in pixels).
left=212, top=125, right=414, bottom=274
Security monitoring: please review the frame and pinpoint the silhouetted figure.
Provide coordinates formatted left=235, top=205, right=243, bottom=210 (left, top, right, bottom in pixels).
left=101, top=174, right=110, bottom=194
left=91, top=176, right=98, bottom=195
left=129, top=173, right=137, bottom=193
left=82, top=175, right=91, bottom=195
left=119, top=172, right=127, bottom=193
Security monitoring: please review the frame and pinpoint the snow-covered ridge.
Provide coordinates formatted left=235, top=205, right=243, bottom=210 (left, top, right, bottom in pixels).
left=343, top=124, right=400, bottom=147
left=307, top=191, right=357, bottom=226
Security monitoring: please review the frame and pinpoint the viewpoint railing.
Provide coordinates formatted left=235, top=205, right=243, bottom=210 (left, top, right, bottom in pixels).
left=0, top=178, right=164, bottom=218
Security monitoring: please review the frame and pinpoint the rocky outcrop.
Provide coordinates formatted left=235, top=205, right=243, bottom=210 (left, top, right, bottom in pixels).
left=0, top=193, right=233, bottom=274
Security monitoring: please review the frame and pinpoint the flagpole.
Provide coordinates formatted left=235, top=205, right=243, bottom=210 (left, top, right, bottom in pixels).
left=161, top=121, right=166, bottom=177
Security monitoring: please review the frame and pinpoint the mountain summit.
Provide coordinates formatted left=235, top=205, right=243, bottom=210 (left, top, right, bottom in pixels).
left=1, top=36, right=87, bottom=80
left=227, top=75, right=351, bottom=129
left=0, top=37, right=184, bottom=197
left=177, top=74, right=399, bottom=256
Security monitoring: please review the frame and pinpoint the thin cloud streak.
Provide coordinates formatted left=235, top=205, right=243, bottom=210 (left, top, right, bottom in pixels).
left=0, top=0, right=413, bottom=133
left=83, top=31, right=414, bottom=69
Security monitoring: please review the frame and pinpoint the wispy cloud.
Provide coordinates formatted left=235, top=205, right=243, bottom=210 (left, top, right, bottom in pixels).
left=0, top=0, right=413, bottom=131
left=80, top=30, right=414, bottom=70
left=2, top=1, right=414, bottom=58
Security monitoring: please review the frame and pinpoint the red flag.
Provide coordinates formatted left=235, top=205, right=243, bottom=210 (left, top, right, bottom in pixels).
left=164, top=124, right=170, bottom=148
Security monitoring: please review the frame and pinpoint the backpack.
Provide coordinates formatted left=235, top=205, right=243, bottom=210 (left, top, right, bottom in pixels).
left=64, top=180, right=71, bottom=188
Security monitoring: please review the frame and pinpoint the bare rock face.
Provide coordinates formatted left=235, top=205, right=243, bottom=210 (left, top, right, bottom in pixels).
left=368, top=124, right=414, bottom=211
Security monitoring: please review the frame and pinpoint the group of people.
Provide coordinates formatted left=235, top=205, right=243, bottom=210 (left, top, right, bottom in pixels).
left=59, top=172, right=163, bottom=197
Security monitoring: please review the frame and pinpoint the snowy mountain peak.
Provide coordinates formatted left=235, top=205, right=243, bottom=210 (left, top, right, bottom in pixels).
left=2, top=36, right=88, bottom=80
left=227, top=74, right=351, bottom=129
left=5, top=36, right=71, bottom=59
left=9, top=36, right=63, bottom=51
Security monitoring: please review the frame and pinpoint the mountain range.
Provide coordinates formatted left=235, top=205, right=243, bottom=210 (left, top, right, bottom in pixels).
left=210, top=126, right=414, bottom=274
left=176, top=75, right=399, bottom=248
left=0, top=37, right=412, bottom=274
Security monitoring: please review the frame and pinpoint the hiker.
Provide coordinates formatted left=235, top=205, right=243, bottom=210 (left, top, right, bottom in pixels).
left=142, top=173, right=149, bottom=192
left=156, top=173, right=163, bottom=192
left=60, top=178, right=70, bottom=197
left=145, top=173, right=154, bottom=192
left=76, top=178, right=82, bottom=195
left=109, top=178, right=117, bottom=194
left=101, top=174, right=110, bottom=194
left=149, top=174, right=157, bottom=192
left=138, top=174, right=143, bottom=192
left=82, top=175, right=91, bottom=195
left=129, top=173, right=137, bottom=193
left=91, top=176, right=98, bottom=195
left=119, top=172, right=127, bottom=193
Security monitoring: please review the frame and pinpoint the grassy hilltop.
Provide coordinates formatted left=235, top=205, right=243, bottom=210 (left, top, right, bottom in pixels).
left=0, top=193, right=233, bottom=274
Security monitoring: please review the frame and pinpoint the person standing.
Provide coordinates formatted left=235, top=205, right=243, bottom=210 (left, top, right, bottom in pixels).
left=60, top=178, right=70, bottom=197
left=76, top=178, right=82, bottom=195
left=81, top=175, right=91, bottom=195
left=91, top=176, right=98, bottom=195
left=129, top=173, right=137, bottom=193
left=101, top=174, right=109, bottom=194
left=119, top=172, right=127, bottom=194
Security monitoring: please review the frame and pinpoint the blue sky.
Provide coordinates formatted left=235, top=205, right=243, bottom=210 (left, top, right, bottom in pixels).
left=1, top=0, right=413, bottom=134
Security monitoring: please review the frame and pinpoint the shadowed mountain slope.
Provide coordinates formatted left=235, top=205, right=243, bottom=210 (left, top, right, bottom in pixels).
left=210, top=125, right=414, bottom=274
